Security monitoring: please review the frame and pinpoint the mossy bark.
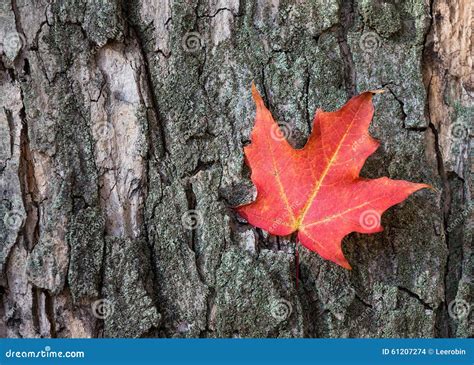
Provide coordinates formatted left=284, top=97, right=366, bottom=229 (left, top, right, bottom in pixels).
left=0, top=0, right=472, bottom=338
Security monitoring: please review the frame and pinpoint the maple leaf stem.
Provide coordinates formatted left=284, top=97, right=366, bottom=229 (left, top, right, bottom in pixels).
left=295, top=247, right=299, bottom=290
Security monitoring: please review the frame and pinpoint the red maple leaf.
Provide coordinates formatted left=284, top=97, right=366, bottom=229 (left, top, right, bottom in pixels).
left=237, top=83, right=429, bottom=269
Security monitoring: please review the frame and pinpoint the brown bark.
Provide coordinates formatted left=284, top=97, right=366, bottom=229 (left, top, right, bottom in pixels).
left=0, top=0, right=472, bottom=338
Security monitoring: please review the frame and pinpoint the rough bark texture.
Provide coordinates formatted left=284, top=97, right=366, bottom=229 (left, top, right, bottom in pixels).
left=0, top=0, right=472, bottom=338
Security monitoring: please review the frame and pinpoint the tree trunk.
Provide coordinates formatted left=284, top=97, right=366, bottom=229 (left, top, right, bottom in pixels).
left=0, top=0, right=472, bottom=338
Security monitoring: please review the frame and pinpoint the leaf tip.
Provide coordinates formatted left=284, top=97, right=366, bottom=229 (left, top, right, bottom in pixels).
left=251, top=81, right=265, bottom=107
left=340, top=260, right=352, bottom=270
left=424, top=184, right=436, bottom=191
left=412, top=182, right=433, bottom=194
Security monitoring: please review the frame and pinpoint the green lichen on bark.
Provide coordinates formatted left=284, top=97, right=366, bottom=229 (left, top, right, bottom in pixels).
left=0, top=0, right=471, bottom=339
left=67, top=207, right=105, bottom=303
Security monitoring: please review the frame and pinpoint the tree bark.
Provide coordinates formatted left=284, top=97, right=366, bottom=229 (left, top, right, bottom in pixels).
left=0, top=0, right=472, bottom=338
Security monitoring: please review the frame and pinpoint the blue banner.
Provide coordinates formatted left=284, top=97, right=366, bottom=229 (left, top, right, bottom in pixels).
left=1, top=339, right=472, bottom=365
